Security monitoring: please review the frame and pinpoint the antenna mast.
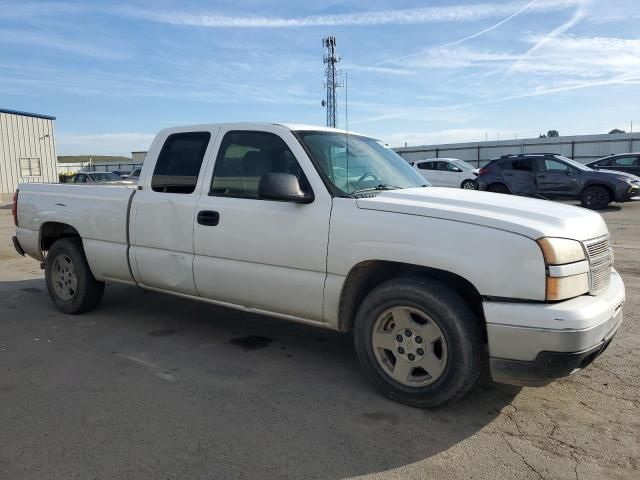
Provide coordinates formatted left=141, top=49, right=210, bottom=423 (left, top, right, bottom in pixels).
left=322, top=36, right=343, bottom=128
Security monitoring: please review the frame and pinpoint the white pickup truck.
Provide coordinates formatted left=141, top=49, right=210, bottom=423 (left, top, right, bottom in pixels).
left=12, top=123, right=625, bottom=407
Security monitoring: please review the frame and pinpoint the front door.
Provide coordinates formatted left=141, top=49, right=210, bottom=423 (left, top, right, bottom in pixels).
left=534, top=158, right=580, bottom=198
left=441, top=160, right=464, bottom=187
left=130, top=130, right=216, bottom=295
left=193, top=126, right=332, bottom=322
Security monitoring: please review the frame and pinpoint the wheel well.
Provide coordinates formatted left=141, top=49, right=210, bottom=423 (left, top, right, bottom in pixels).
left=338, top=261, right=485, bottom=335
left=460, top=178, right=475, bottom=187
left=487, top=182, right=510, bottom=193
left=582, top=183, right=614, bottom=200
left=40, top=222, right=81, bottom=252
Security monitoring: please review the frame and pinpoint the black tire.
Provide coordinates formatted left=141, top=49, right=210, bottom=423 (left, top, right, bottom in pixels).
left=45, top=238, right=105, bottom=314
left=488, top=183, right=510, bottom=194
left=461, top=179, right=478, bottom=190
left=580, top=186, right=610, bottom=210
left=353, top=277, right=484, bottom=408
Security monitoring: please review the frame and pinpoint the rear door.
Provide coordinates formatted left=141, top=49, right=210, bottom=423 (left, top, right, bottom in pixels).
left=415, top=161, right=436, bottom=184
left=130, top=129, right=217, bottom=295
left=500, top=158, right=535, bottom=195
left=534, top=158, right=580, bottom=197
left=440, top=160, right=464, bottom=187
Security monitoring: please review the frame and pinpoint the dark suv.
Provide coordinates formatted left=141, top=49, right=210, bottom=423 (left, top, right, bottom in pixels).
left=477, top=153, right=640, bottom=209
left=586, top=153, right=640, bottom=177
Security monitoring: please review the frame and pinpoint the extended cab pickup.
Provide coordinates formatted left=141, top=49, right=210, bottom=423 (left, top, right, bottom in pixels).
left=12, top=123, right=625, bottom=407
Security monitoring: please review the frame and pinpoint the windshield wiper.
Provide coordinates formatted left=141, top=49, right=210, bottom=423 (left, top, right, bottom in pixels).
left=350, top=184, right=402, bottom=196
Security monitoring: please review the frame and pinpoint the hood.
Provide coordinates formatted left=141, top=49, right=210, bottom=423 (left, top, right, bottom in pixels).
left=598, top=169, right=640, bottom=182
left=356, top=187, right=608, bottom=241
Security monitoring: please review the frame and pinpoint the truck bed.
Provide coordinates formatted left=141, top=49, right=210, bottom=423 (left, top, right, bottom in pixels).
left=16, top=183, right=136, bottom=284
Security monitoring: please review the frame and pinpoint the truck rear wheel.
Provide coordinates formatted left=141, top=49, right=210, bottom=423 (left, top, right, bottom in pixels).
left=45, top=238, right=105, bottom=314
left=353, top=277, right=483, bottom=408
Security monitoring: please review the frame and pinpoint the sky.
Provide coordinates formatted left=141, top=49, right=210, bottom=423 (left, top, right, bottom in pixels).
left=1, top=0, right=640, bottom=156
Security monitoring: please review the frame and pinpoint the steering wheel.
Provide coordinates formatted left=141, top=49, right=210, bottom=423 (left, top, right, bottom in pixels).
left=357, top=172, right=379, bottom=183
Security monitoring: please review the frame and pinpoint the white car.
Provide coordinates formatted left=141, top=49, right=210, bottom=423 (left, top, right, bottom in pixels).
left=12, top=123, right=624, bottom=408
left=411, top=158, right=479, bottom=189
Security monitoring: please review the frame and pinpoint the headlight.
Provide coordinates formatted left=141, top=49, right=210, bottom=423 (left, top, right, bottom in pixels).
left=537, top=237, right=585, bottom=265
left=537, top=237, right=589, bottom=301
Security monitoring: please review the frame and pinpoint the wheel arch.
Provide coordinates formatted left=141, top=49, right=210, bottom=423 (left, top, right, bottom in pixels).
left=487, top=181, right=511, bottom=193
left=40, top=222, right=82, bottom=253
left=338, top=260, right=485, bottom=336
left=580, top=182, right=615, bottom=201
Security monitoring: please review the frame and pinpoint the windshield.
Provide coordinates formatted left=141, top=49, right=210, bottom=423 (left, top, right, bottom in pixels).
left=555, top=155, right=592, bottom=171
left=296, top=131, right=427, bottom=195
left=92, top=172, right=121, bottom=181
left=452, top=159, right=476, bottom=170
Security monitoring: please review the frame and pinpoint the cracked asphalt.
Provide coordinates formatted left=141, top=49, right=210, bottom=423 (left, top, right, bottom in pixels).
left=0, top=201, right=638, bottom=479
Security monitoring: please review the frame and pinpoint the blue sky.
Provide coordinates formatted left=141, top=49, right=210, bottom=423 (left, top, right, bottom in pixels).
left=2, top=0, right=640, bottom=156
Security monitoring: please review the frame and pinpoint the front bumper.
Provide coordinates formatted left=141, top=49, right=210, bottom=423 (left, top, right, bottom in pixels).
left=616, top=183, right=640, bottom=202
left=485, top=269, right=625, bottom=386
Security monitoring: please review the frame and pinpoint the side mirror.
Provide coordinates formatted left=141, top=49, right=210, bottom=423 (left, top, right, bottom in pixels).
left=452, top=167, right=462, bottom=172
left=258, top=173, right=313, bottom=203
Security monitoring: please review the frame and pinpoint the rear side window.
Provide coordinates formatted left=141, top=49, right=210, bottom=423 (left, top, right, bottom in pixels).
left=499, top=158, right=533, bottom=171
left=417, top=162, right=431, bottom=170
left=612, top=156, right=639, bottom=167
left=151, top=132, right=211, bottom=194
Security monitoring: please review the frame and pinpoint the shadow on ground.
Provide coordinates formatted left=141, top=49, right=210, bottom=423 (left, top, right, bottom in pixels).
left=0, top=279, right=520, bottom=480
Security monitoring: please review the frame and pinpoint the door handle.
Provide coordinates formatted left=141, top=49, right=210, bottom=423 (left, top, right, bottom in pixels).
left=537, top=175, right=545, bottom=179
left=197, top=210, right=220, bottom=226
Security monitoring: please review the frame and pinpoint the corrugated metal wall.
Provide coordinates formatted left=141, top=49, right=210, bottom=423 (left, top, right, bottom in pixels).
left=394, top=133, right=640, bottom=167
left=0, top=111, right=58, bottom=194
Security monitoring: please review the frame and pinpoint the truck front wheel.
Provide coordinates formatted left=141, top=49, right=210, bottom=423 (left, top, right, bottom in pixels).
left=353, top=277, right=483, bottom=408
left=45, top=238, right=105, bottom=314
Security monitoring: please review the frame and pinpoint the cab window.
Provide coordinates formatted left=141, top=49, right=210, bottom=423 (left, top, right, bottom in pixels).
left=151, top=132, right=211, bottom=194
left=210, top=131, right=310, bottom=199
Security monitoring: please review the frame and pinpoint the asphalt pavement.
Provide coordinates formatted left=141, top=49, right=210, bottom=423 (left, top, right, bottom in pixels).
left=1, top=200, right=638, bottom=479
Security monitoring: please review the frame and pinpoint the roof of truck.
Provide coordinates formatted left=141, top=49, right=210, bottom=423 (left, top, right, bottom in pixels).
left=158, top=122, right=370, bottom=139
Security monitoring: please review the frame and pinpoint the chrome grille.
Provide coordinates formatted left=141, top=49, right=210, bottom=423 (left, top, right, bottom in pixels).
left=584, top=236, right=613, bottom=294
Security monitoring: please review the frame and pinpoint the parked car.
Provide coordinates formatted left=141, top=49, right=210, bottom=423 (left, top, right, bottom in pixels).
left=125, top=167, right=141, bottom=182
left=477, top=153, right=640, bottom=209
left=72, top=172, right=132, bottom=184
left=585, top=153, right=640, bottom=177
left=12, top=123, right=625, bottom=407
left=410, top=158, right=479, bottom=189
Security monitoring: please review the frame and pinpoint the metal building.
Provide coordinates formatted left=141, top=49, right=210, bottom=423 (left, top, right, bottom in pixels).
left=131, top=151, right=147, bottom=163
left=394, top=132, right=640, bottom=167
left=0, top=108, right=58, bottom=197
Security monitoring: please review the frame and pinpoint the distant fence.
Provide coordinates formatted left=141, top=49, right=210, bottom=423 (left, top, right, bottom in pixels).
left=57, top=162, right=143, bottom=175
left=394, top=134, right=639, bottom=168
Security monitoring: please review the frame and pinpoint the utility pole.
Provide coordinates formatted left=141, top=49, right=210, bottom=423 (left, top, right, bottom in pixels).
left=321, top=36, right=342, bottom=128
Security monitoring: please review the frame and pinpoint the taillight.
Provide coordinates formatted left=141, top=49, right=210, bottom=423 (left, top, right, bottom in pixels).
left=12, top=189, right=19, bottom=226
left=478, top=167, right=491, bottom=175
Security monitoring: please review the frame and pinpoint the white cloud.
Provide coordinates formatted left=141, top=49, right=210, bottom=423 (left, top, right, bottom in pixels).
left=116, top=1, right=583, bottom=28
left=0, top=29, right=128, bottom=60
left=507, top=2, right=588, bottom=74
